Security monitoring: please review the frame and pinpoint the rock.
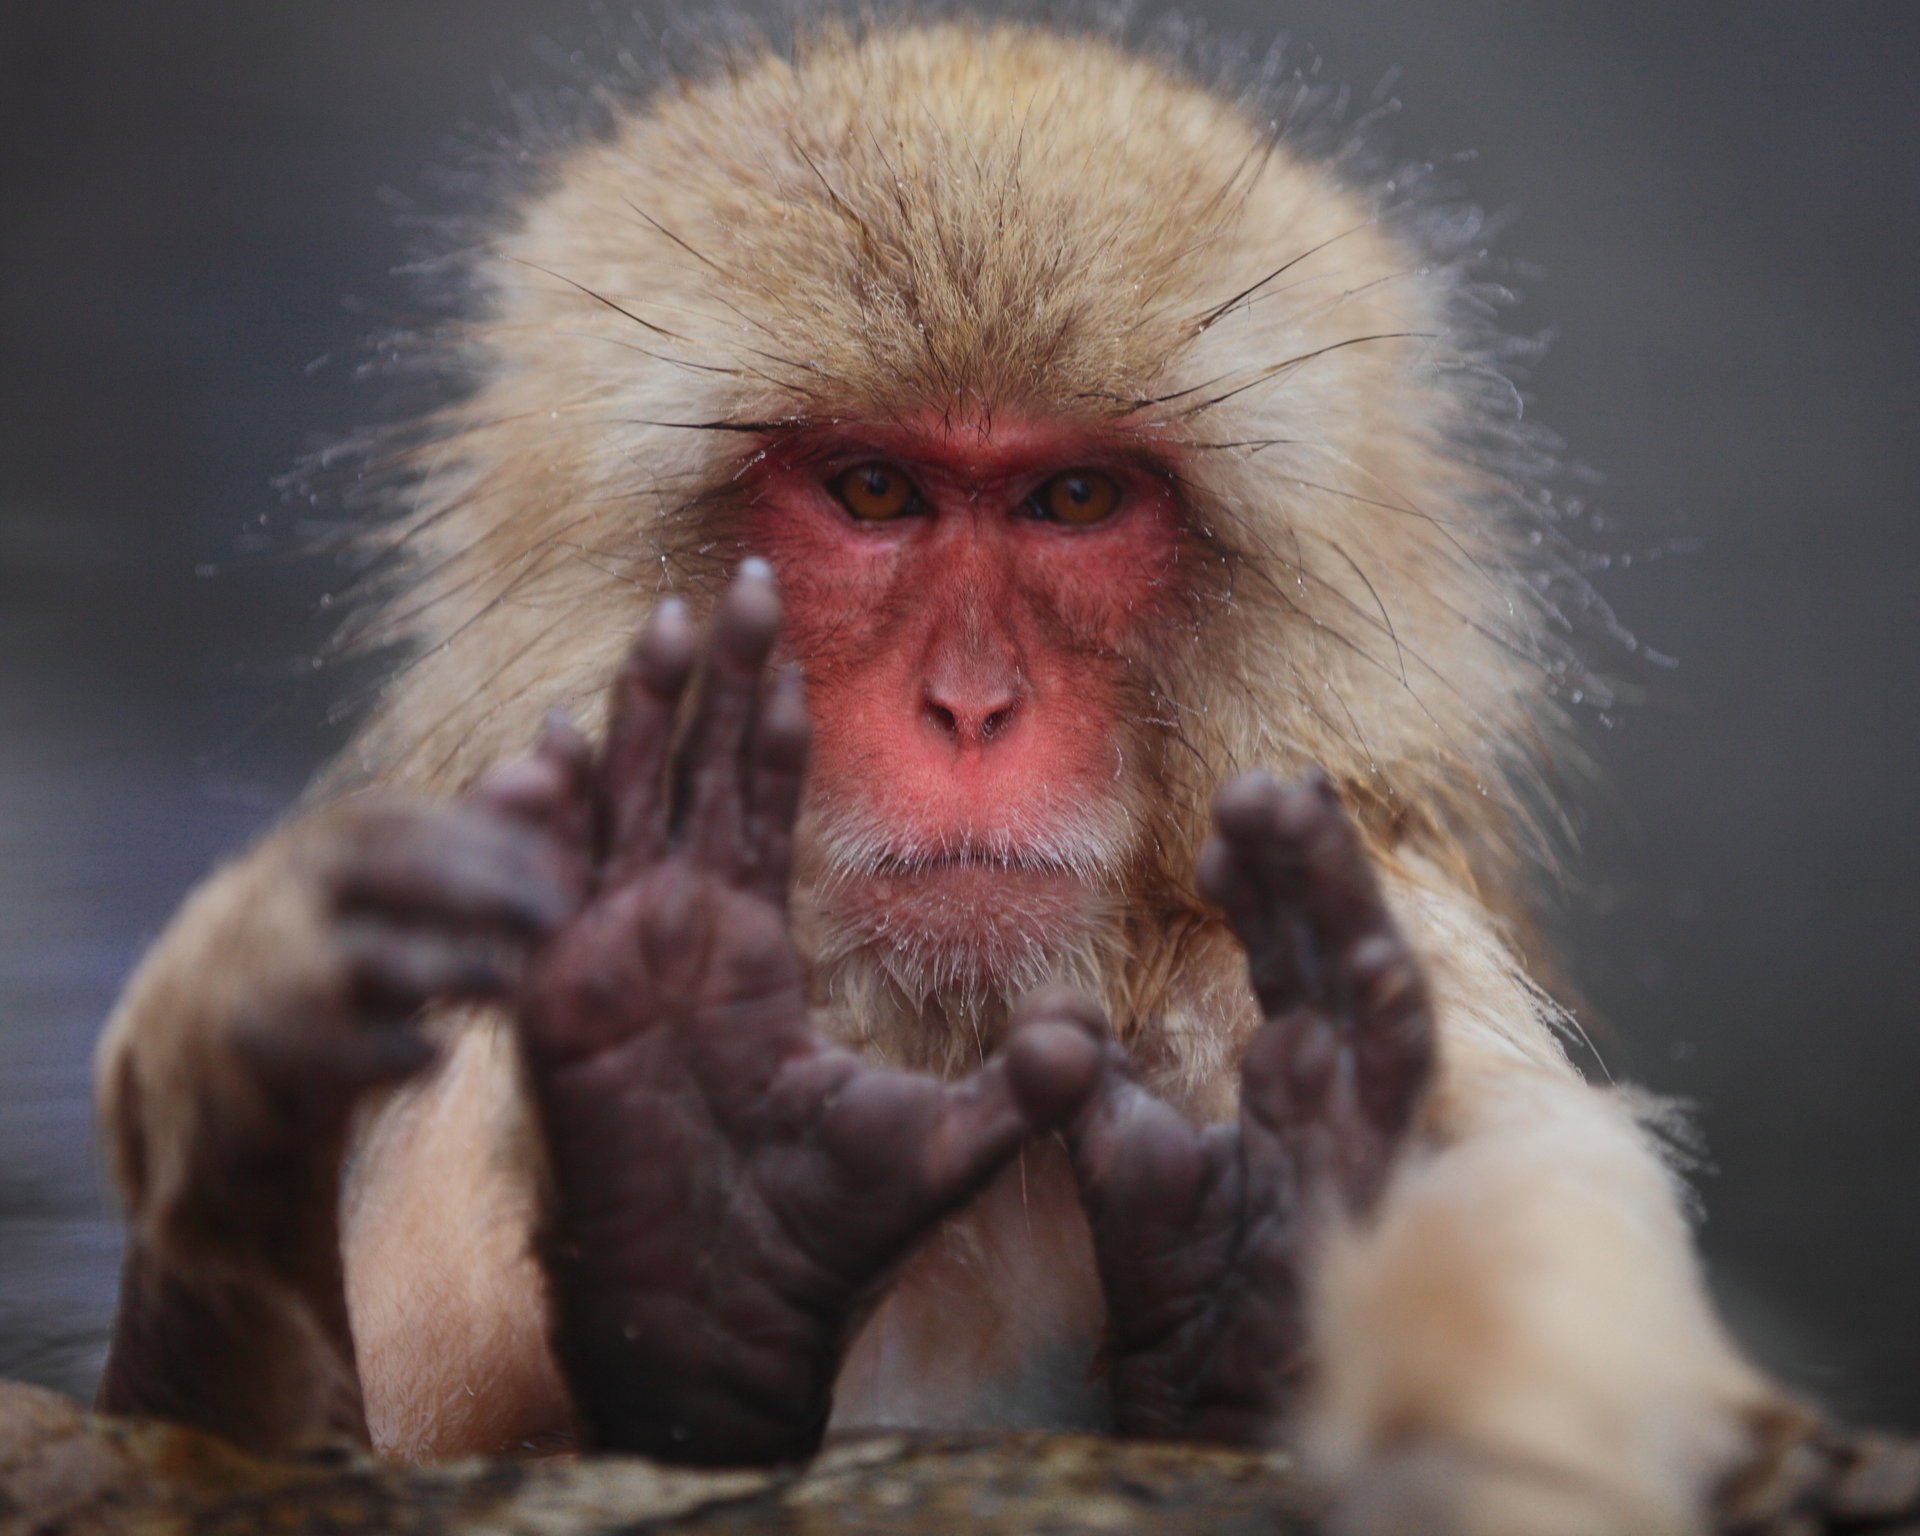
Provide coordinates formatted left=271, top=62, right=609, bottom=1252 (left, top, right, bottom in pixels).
left=0, top=1380, right=1318, bottom=1535
left=11, top=1379, right=1920, bottom=1536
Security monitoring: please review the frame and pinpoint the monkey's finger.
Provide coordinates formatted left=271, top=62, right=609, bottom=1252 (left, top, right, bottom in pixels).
left=233, top=1009, right=439, bottom=1103
left=743, top=663, right=810, bottom=906
left=1237, top=1007, right=1337, bottom=1199
left=1214, top=773, right=1322, bottom=922
left=338, top=921, right=522, bottom=1013
left=1003, top=1016, right=1105, bottom=1128
left=1062, top=1050, right=1214, bottom=1229
left=1239, top=991, right=1422, bottom=1218
left=678, top=560, right=782, bottom=875
left=1213, top=773, right=1405, bottom=1008
left=915, top=1058, right=1042, bottom=1207
left=470, top=714, right=597, bottom=888
left=601, top=600, right=698, bottom=885
left=1345, top=933, right=1435, bottom=1147
left=812, top=1066, right=949, bottom=1196
left=813, top=1062, right=1015, bottom=1216
left=808, top=1020, right=1093, bottom=1219
left=1198, top=822, right=1312, bottom=1021
left=476, top=713, right=593, bottom=826
left=327, top=804, right=575, bottom=936
left=471, top=754, right=569, bottom=825
left=1266, top=784, right=1435, bottom=1132
left=901, top=1018, right=1103, bottom=1207
left=1264, top=773, right=1401, bottom=971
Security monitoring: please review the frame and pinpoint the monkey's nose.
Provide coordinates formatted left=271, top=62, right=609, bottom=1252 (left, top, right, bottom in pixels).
left=920, top=675, right=1021, bottom=749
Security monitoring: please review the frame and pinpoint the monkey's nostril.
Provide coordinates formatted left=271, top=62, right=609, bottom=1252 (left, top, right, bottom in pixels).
left=981, top=705, right=1016, bottom=742
left=923, top=696, right=961, bottom=740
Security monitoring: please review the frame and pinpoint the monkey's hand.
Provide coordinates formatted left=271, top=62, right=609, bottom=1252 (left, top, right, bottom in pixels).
left=92, top=731, right=589, bottom=1447
left=519, top=564, right=1100, bottom=1467
left=1062, top=772, right=1435, bottom=1445
left=109, top=745, right=590, bottom=1242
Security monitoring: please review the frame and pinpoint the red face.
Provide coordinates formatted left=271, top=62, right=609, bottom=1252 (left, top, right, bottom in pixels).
left=740, top=416, right=1183, bottom=980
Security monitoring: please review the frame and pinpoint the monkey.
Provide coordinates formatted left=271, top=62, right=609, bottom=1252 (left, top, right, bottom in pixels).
left=88, top=17, right=1799, bottom=1535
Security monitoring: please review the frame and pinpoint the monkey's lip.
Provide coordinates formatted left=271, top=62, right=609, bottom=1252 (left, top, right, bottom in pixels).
left=870, top=848, right=1085, bottom=877
left=829, top=855, right=1101, bottom=948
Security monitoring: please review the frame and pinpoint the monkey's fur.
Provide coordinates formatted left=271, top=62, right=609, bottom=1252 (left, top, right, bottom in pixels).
left=96, top=20, right=1794, bottom=1534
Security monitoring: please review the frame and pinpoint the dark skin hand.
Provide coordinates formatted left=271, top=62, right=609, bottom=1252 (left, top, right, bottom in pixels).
left=94, top=727, right=592, bottom=1450
left=1056, top=772, right=1436, bottom=1446
left=240, top=773, right=595, bottom=1122
left=516, top=562, right=1103, bottom=1467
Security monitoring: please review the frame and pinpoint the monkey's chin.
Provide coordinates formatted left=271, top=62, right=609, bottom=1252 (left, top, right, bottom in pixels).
left=829, top=863, right=1107, bottom=992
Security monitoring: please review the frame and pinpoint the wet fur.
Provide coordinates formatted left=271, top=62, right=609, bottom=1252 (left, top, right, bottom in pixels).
left=333, top=20, right=1565, bottom=1070
left=100, top=17, right=1790, bottom=1530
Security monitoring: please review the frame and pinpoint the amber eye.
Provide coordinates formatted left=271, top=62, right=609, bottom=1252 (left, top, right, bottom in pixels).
left=831, top=462, right=919, bottom=521
left=1035, top=469, right=1122, bottom=526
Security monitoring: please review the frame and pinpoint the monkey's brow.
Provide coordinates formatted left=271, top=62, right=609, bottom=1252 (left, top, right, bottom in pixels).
left=742, top=425, right=1189, bottom=485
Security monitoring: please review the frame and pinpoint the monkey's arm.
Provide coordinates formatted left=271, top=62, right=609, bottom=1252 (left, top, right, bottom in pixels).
left=517, top=568, right=1099, bottom=1466
left=1067, top=776, right=1784, bottom=1533
left=92, top=748, right=590, bottom=1456
left=1298, top=895, right=1786, bottom=1536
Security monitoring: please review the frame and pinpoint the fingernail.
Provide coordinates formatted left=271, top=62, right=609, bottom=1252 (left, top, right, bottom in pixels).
left=638, top=601, right=697, bottom=690
left=1273, top=784, right=1322, bottom=839
left=539, top=709, right=588, bottom=759
left=738, top=555, right=773, bottom=582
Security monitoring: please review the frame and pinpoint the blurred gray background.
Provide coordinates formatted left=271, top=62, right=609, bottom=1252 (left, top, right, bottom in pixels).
left=3, top=3, right=1917, bottom=1424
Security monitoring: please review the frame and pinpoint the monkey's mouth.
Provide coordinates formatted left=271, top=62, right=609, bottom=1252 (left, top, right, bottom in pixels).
left=871, top=846, right=1088, bottom=878
left=814, top=835, right=1120, bottom=970
left=814, top=810, right=1129, bottom=887
left=827, top=860, right=1102, bottom=979
left=838, top=845, right=1100, bottom=917
left=805, top=805, right=1132, bottom=968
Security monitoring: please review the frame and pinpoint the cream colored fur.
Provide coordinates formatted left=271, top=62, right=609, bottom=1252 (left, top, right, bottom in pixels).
left=97, top=19, right=1788, bottom=1531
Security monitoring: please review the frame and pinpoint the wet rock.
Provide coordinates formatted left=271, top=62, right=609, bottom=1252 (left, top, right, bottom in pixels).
left=0, top=1380, right=1316, bottom=1535
left=10, top=1379, right=1920, bottom=1535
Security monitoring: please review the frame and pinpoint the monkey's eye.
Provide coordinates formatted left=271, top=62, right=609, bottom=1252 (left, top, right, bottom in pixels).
left=1031, top=469, right=1122, bottom=526
left=830, top=462, right=921, bottom=521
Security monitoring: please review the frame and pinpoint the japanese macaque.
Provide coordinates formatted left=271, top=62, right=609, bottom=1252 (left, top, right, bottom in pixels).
left=91, top=18, right=1798, bottom=1536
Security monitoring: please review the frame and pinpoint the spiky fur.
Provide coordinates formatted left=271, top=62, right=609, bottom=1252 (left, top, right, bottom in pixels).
left=332, top=19, right=1578, bottom=1080
left=98, top=17, right=1792, bottom=1531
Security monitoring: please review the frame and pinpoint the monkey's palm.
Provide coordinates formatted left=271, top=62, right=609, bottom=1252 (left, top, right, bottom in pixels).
left=1068, top=775, right=1435, bottom=1444
left=520, top=574, right=1089, bottom=1465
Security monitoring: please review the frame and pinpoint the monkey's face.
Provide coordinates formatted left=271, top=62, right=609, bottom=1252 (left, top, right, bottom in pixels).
left=741, top=414, right=1183, bottom=988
